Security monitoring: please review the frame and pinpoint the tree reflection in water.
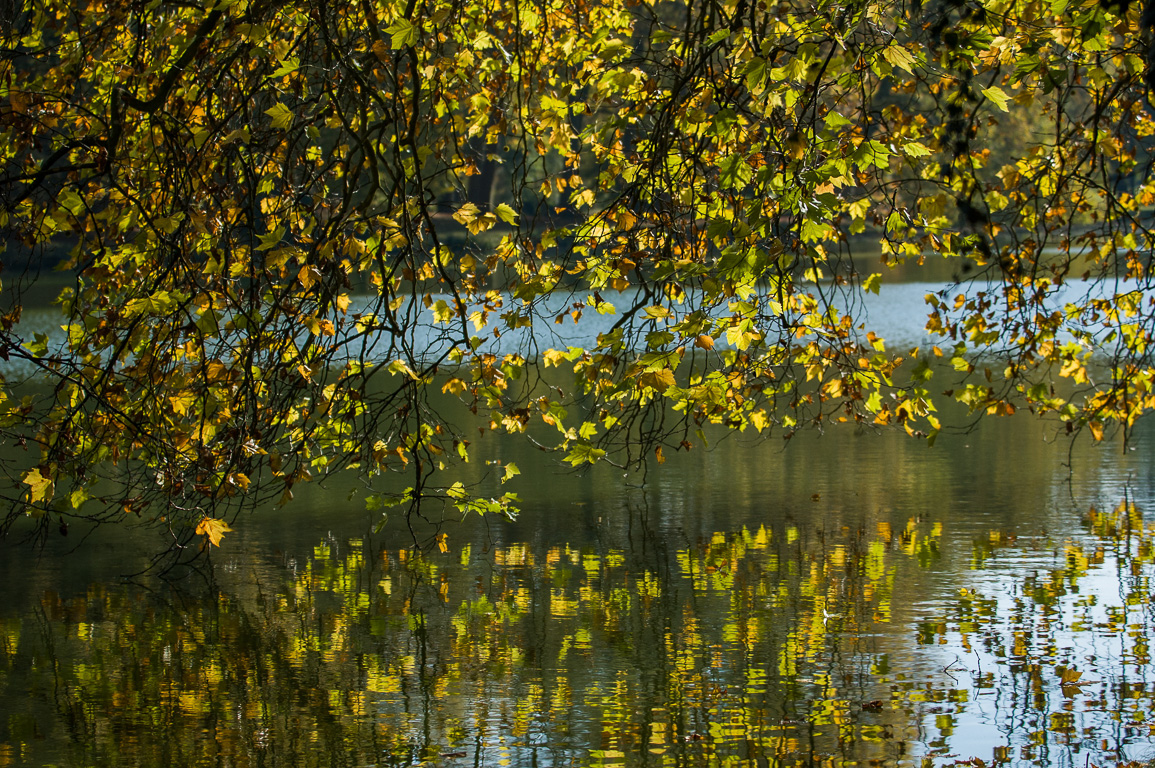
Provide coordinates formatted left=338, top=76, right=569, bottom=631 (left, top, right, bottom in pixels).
left=1, top=502, right=1153, bottom=767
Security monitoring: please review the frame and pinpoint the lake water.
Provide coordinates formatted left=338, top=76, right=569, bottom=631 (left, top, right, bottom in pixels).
left=1, top=403, right=1154, bottom=767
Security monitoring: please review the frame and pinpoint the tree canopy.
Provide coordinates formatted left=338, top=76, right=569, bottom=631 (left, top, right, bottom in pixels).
left=2, top=0, right=1155, bottom=555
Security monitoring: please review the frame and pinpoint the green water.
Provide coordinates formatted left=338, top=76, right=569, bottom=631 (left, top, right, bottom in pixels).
left=1, top=409, right=1154, bottom=767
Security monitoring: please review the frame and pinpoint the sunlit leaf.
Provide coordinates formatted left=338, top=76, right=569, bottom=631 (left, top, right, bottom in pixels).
left=265, top=102, right=294, bottom=129
left=22, top=467, right=53, bottom=505
left=982, top=86, right=1011, bottom=112
left=195, top=517, right=233, bottom=547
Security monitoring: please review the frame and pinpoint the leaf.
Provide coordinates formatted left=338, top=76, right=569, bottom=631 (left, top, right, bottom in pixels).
left=467, top=212, right=497, bottom=234
left=564, top=444, right=606, bottom=466
left=23, top=467, right=54, bottom=505
left=436, top=532, right=449, bottom=553
left=265, top=102, right=294, bottom=129
left=272, top=57, right=299, bottom=77
left=195, top=517, right=234, bottom=547
left=744, top=56, right=767, bottom=91
left=863, top=273, right=882, bottom=294
left=982, top=86, right=1012, bottom=112
left=452, top=202, right=481, bottom=225
left=824, top=110, right=852, bottom=130
left=638, top=368, right=676, bottom=392
left=494, top=203, right=518, bottom=224
left=502, top=462, right=520, bottom=483
left=750, top=410, right=768, bottom=432
left=298, top=264, right=322, bottom=290
left=386, top=18, right=418, bottom=49
left=717, top=155, right=753, bottom=189
left=855, top=140, right=891, bottom=170
left=431, top=299, right=454, bottom=324
left=1088, top=420, right=1104, bottom=441
left=169, top=392, right=198, bottom=416
left=882, top=45, right=917, bottom=72
left=706, top=29, right=730, bottom=45
left=125, top=291, right=176, bottom=318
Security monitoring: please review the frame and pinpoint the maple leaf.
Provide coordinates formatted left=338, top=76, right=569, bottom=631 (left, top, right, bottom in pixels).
left=22, top=467, right=54, bottom=505
left=196, top=517, right=234, bottom=547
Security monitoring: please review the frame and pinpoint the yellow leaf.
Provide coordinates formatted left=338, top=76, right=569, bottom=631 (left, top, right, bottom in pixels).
left=750, top=409, right=769, bottom=432
left=441, top=377, right=467, bottom=395
left=431, top=299, right=454, bottom=324
left=23, top=467, right=54, bottom=505
left=543, top=349, right=569, bottom=367
left=195, top=517, right=234, bottom=547
left=452, top=202, right=481, bottom=225
left=495, top=203, right=518, bottom=225
left=169, top=392, right=197, bottom=416
left=467, top=212, right=497, bottom=234
left=982, top=86, right=1011, bottom=112
left=265, top=102, right=294, bottom=129
left=436, top=532, right=449, bottom=553
left=298, top=264, right=321, bottom=291
left=882, top=44, right=916, bottom=72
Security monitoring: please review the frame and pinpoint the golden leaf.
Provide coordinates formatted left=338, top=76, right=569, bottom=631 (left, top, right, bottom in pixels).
left=195, top=517, right=234, bottom=547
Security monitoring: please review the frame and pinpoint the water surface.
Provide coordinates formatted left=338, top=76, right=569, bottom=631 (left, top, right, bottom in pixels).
left=1, top=412, right=1154, bottom=767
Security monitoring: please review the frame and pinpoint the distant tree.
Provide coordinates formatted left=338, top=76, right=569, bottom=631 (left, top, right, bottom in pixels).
left=2, top=0, right=1154, bottom=557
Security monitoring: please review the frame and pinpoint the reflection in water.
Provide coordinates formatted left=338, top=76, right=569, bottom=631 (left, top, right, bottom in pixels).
left=1, top=498, right=1153, bottom=767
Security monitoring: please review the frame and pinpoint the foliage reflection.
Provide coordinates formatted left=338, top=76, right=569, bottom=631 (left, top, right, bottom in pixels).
left=1, top=503, right=1153, bottom=767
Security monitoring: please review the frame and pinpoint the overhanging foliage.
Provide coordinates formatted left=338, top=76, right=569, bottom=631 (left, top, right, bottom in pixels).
left=2, top=0, right=1154, bottom=554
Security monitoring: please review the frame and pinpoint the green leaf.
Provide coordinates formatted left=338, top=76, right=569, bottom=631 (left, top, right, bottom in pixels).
left=824, top=110, right=852, bottom=130
left=386, top=18, right=418, bottom=48
left=502, top=462, right=520, bottom=483
left=902, top=141, right=932, bottom=157
left=271, top=58, right=299, bottom=77
left=707, top=29, right=730, bottom=45
left=856, top=140, right=891, bottom=170
left=744, top=57, right=767, bottom=91
left=564, top=443, right=606, bottom=466
left=717, top=155, right=753, bottom=189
